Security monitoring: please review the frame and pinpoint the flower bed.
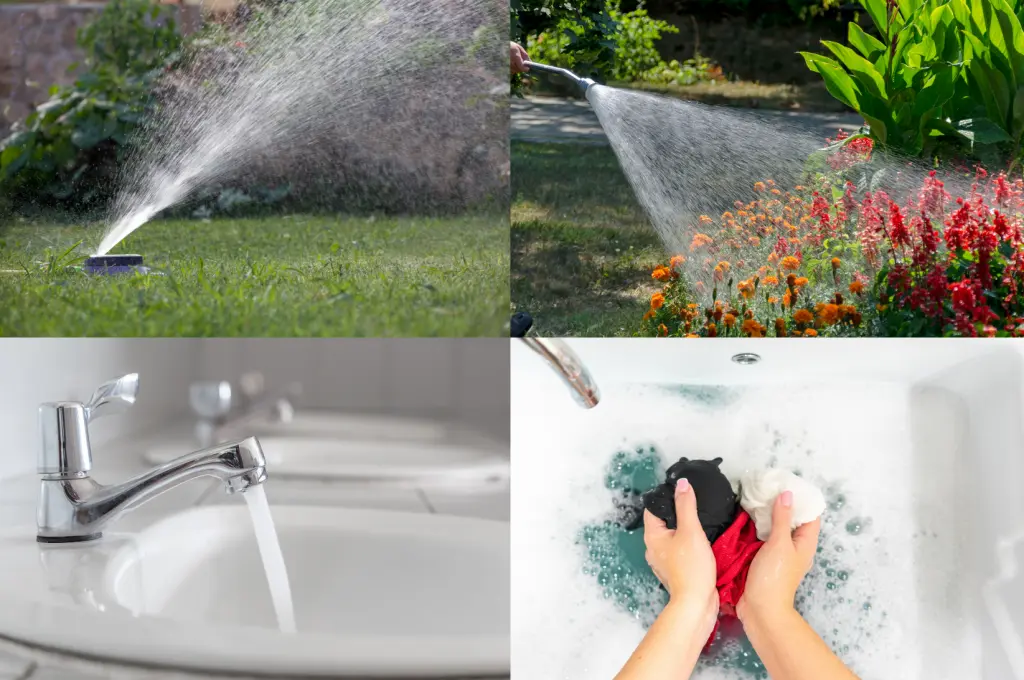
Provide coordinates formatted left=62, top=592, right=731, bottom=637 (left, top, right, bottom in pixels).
left=640, top=137, right=1024, bottom=338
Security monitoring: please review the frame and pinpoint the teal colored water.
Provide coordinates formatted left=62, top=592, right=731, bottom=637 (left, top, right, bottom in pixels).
left=580, top=447, right=875, bottom=678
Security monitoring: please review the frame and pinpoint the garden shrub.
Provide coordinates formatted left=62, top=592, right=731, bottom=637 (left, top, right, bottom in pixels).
left=801, top=0, right=1024, bottom=165
left=680, top=0, right=843, bottom=23
left=511, top=0, right=618, bottom=79
left=525, top=0, right=725, bottom=85
left=0, top=0, right=182, bottom=210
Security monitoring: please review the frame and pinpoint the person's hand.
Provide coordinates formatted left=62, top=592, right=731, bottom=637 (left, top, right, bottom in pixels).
left=643, top=478, right=718, bottom=620
left=737, top=490, right=821, bottom=622
left=510, top=42, right=530, bottom=74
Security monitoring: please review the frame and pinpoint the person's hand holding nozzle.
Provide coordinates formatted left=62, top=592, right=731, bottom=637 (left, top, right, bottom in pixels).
left=511, top=42, right=530, bottom=74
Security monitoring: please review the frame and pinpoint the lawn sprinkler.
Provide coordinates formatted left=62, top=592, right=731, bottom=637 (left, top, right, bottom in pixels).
left=83, top=254, right=150, bottom=275
left=524, top=61, right=596, bottom=98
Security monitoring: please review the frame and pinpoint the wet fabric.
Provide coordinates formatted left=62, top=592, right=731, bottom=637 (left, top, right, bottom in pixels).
left=738, top=468, right=826, bottom=541
left=637, top=457, right=739, bottom=543
left=706, top=509, right=763, bottom=647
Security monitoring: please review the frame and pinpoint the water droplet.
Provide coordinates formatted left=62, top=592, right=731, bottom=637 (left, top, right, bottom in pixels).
left=862, top=601, right=872, bottom=611
left=838, top=570, right=849, bottom=581
left=826, top=582, right=837, bottom=590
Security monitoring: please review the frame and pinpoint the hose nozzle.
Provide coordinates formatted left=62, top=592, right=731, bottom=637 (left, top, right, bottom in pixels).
left=523, top=61, right=596, bottom=97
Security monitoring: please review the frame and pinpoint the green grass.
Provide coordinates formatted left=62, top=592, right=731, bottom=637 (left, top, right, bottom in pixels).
left=0, top=214, right=509, bottom=336
left=511, top=141, right=665, bottom=336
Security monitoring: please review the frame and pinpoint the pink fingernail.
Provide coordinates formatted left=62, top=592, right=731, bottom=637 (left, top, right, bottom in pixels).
left=781, top=490, right=793, bottom=507
left=676, top=478, right=690, bottom=494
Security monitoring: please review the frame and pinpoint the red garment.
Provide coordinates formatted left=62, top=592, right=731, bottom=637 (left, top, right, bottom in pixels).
left=705, top=509, right=763, bottom=649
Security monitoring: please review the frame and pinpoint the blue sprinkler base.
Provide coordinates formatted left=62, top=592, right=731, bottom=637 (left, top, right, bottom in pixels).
left=83, top=254, right=150, bottom=276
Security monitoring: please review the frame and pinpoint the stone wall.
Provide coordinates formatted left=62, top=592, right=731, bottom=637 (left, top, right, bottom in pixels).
left=654, top=15, right=850, bottom=85
left=0, top=3, right=201, bottom=137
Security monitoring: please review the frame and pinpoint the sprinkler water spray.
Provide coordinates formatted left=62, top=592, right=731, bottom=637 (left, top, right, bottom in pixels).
left=524, top=61, right=596, bottom=98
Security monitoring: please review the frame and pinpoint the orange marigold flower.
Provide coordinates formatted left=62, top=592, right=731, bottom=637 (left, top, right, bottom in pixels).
left=786, top=273, right=797, bottom=286
left=699, top=215, right=714, bottom=224
left=652, top=266, right=671, bottom=281
left=764, top=276, right=779, bottom=286
left=651, top=293, right=665, bottom=309
left=781, top=256, right=800, bottom=271
left=643, top=309, right=654, bottom=321
left=849, top=280, right=865, bottom=294
left=770, top=188, right=782, bottom=195
left=714, top=266, right=725, bottom=282
left=742, top=318, right=763, bottom=337
left=804, top=328, right=818, bottom=337
left=724, top=313, right=737, bottom=328
left=774, top=318, right=786, bottom=336
left=669, top=255, right=685, bottom=269
left=783, top=291, right=793, bottom=307
left=690, top=233, right=714, bottom=251
left=685, top=333, right=700, bottom=338
left=717, top=260, right=731, bottom=272
left=767, top=252, right=780, bottom=265
left=794, top=277, right=809, bottom=287
left=753, top=181, right=766, bottom=192
left=768, top=296, right=779, bottom=304
left=791, top=329, right=803, bottom=337
left=831, top=257, right=841, bottom=269
left=748, top=236, right=761, bottom=247
left=793, top=309, right=814, bottom=325
left=817, top=303, right=840, bottom=325
left=737, top=279, right=756, bottom=300
left=707, top=323, right=718, bottom=337
left=658, top=323, right=669, bottom=337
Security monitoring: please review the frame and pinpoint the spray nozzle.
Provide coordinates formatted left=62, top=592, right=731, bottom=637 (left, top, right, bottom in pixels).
left=523, top=61, right=596, bottom=98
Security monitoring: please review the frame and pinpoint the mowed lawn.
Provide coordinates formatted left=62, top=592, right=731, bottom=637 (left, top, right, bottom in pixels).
left=511, top=141, right=664, bottom=336
left=0, top=214, right=509, bottom=336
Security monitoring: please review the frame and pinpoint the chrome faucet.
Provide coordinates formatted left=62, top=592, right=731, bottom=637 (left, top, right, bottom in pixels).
left=36, top=373, right=268, bottom=544
left=189, top=373, right=297, bottom=447
left=520, top=338, right=600, bottom=408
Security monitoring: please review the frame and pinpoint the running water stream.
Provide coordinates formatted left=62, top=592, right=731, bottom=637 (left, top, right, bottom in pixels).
left=244, top=486, right=297, bottom=634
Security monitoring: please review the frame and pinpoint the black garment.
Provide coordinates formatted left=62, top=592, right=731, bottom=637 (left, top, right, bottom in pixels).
left=623, top=457, right=739, bottom=543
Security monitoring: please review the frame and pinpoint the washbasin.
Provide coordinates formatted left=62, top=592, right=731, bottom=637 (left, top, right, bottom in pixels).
left=146, top=437, right=510, bottom=485
left=0, top=505, right=509, bottom=677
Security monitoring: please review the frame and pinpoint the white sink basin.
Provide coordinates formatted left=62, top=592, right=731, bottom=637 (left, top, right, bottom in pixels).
left=234, top=411, right=449, bottom=442
left=0, top=505, right=509, bottom=677
left=146, top=437, right=510, bottom=486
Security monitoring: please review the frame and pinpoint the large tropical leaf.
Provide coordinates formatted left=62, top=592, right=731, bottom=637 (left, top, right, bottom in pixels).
left=822, top=40, right=888, bottom=99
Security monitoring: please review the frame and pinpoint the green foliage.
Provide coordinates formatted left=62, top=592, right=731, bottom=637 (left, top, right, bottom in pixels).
left=0, top=0, right=180, bottom=210
left=511, top=0, right=618, bottom=78
left=77, top=0, right=182, bottom=75
left=801, top=0, right=1024, bottom=163
left=524, top=0, right=725, bottom=85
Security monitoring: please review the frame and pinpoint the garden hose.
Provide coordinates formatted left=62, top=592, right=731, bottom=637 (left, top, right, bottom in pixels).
left=523, top=61, right=596, bottom=97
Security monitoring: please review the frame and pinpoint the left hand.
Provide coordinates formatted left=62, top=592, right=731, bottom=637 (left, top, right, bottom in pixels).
left=643, top=478, right=719, bottom=621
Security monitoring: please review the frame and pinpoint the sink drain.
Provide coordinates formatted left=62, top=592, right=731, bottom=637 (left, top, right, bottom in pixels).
left=731, top=353, right=761, bottom=365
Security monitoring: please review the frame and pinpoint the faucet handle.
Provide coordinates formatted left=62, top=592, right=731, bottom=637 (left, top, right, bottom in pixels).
left=190, top=381, right=233, bottom=419
left=84, top=373, right=139, bottom=423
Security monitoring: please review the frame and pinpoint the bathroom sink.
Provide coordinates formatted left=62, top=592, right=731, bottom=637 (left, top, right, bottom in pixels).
left=146, top=437, right=510, bottom=486
left=0, top=505, right=509, bottom=677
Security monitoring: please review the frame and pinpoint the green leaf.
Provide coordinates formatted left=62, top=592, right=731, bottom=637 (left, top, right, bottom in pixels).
left=822, top=40, right=888, bottom=99
left=848, top=22, right=886, bottom=61
left=800, top=52, right=862, bottom=110
left=956, top=117, right=1013, bottom=144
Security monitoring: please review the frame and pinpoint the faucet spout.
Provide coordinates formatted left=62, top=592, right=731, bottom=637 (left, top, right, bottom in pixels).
left=520, top=338, right=600, bottom=408
left=37, top=436, right=267, bottom=543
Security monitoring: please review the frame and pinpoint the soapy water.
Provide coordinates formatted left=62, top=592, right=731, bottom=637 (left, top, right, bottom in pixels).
left=511, top=382, right=978, bottom=679
left=95, top=0, right=506, bottom=256
left=244, top=486, right=297, bottom=634
left=582, top=446, right=875, bottom=678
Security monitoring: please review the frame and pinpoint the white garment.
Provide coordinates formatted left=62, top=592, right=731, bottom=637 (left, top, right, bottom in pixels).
left=738, top=469, right=826, bottom=541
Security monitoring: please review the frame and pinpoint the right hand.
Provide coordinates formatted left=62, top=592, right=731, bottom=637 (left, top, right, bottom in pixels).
left=510, top=42, right=530, bottom=74
left=737, top=490, right=821, bottom=621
